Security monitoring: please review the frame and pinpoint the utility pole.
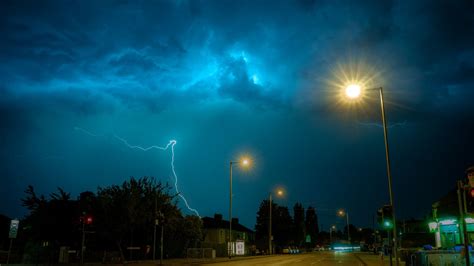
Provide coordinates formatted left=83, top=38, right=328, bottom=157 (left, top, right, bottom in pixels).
left=346, top=212, right=351, bottom=250
left=6, top=238, right=13, bottom=264
left=330, top=226, right=334, bottom=244
left=159, top=211, right=164, bottom=266
left=457, top=180, right=470, bottom=266
left=81, top=218, right=85, bottom=266
left=268, top=194, right=272, bottom=255
left=229, top=161, right=233, bottom=259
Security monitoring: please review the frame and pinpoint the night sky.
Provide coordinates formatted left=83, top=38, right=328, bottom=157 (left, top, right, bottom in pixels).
left=1, top=0, right=473, bottom=230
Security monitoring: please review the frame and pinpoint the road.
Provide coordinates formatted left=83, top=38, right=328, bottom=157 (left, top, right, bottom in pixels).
left=211, top=252, right=365, bottom=266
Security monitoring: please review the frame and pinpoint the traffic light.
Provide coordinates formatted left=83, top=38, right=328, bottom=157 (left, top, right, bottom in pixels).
left=467, top=167, right=474, bottom=213
left=80, top=214, right=94, bottom=225
left=382, top=205, right=394, bottom=229
left=376, top=208, right=383, bottom=226
left=466, top=187, right=474, bottom=213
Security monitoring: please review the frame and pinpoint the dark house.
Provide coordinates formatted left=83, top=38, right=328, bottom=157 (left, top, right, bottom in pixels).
left=202, top=214, right=255, bottom=257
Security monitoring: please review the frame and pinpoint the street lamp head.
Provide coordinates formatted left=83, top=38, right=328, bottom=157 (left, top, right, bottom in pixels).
left=345, top=84, right=361, bottom=99
left=331, top=225, right=336, bottom=230
left=241, top=157, right=250, bottom=167
left=337, top=209, right=345, bottom=217
left=277, top=189, right=284, bottom=197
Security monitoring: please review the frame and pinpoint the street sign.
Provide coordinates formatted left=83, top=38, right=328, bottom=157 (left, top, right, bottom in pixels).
left=235, top=241, right=245, bottom=255
left=9, top=219, right=19, bottom=239
left=305, top=234, right=311, bottom=243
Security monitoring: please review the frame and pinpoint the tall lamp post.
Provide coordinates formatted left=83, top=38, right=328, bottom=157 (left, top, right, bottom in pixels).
left=268, top=188, right=284, bottom=255
left=345, top=84, right=398, bottom=265
left=337, top=209, right=351, bottom=248
left=330, top=225, right=336, bottom=244
left=229, top=157, right=251, bottom=259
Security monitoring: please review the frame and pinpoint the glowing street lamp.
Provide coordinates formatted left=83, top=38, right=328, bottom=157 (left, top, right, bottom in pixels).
left=345, top=83, right=399, bottom=265
left=268, top=187, right=285, bottom=255
left=276, top=189, right=284, bottom=197
left=345, top=84, right=361, bottom=99
left=228, top=156, right=251, bottom=259
left=337, top=209, right=351, bottom=247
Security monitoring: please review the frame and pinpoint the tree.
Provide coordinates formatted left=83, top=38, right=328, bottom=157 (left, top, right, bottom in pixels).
left=20, top=177, right=203, bottom=261
left=305, top=206, right=319, bottom=246
left=21, top=185, right=46, bottom=212
left=256, top=200, right=294, bottom=250
left=293, top=203, right=305, bottom=247
left=255, top=199, right=276, bottom=251
left=344, top=224, right=358, bottom=242
left=96, top=177, right=178, bottom=259
left=273, top=206, right=293, bottom=247
left=21, top=186, right=78, bottom=246
left=0, top=214, right=10, bottom=250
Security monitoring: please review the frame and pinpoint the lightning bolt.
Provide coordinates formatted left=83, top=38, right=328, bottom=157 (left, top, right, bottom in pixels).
left=74, top=126, right=104, bottom=137
left=75, top=127, right=200, bottom=217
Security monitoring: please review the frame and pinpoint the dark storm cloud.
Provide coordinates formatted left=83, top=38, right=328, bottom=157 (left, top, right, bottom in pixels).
left=1, top=0, right=472, bottom=115
left=216, top=56, right=285, bottom=108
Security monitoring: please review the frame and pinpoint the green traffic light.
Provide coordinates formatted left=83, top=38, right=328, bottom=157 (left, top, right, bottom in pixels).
left=383, top=220, right=393, bottom=229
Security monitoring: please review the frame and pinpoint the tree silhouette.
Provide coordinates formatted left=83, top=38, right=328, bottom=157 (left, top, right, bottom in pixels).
left=255, top=200, right=294, bottom=250
left=293, top=203, right=305, bottom=246
left=305, top=206, right=318, bottom=246
left=19, top=177, right=202, bottom=262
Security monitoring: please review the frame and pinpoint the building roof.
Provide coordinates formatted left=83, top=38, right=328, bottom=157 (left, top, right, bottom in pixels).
left=202, top=215, right=254, bottom=234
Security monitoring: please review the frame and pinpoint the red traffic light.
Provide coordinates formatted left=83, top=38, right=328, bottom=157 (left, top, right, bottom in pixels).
left=470, top=189, right=474, bottom=198
left=81, top=215, right=93, bottom=224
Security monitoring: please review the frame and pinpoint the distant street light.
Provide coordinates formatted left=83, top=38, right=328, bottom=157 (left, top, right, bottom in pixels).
left=337, top=209, right=351, bottom=247
left=269, top=188, right=285, bottom=255
left=330, top=225, right=336, bottom=244
left=229, top=156, right=251, bottom=259
left=344, top=84, right=398, bottom=265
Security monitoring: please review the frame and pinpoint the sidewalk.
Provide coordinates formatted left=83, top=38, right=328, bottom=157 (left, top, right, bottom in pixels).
left=354, top=253, right=406, bottom=266
left=3, top=256, right=272, bottom=266
left=105, top=255, right=273, bottom=266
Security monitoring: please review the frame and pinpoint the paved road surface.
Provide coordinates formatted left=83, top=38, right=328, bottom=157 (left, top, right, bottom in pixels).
left=211, top=252, right=364, bottom=265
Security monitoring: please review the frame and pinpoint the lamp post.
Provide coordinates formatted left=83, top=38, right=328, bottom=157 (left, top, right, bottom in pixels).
left=229, top=157, right=250, bottom=259
left=80, top=214, right=92, bottom=266
left=269, top=193, right=272, bottom=255
left=268, top=189, right=284, bottom=255
left=159, top=211, right=164, bottom=266
left=345, top=85, right=398, bottom=265
left=330, top=225, right=336, bottom=244
left=337, top=209, right=351, bottom=248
